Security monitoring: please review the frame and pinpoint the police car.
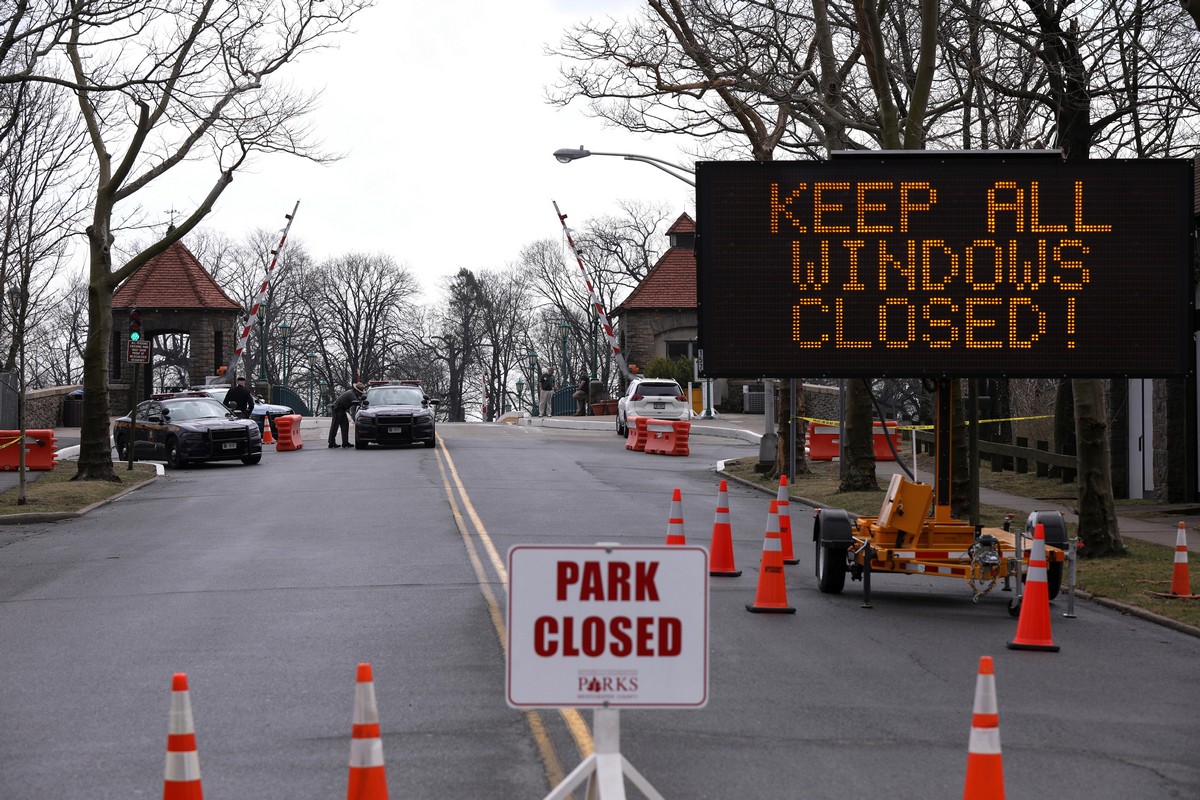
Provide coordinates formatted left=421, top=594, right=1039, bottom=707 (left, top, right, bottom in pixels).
left=353, top=381, right=439, bottom=449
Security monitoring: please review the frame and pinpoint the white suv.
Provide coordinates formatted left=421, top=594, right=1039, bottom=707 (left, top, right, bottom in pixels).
left=616, top=378, right=690, bottom=436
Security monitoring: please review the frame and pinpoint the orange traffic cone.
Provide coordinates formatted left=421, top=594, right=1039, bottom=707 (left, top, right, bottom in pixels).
left=666, top=488, right=686, bottom=545
left=348, top=663, right=388, bottom=800
left=746, top=514, right=795, bottom=614
left=1006, top=524, right=1059, bottom=652
left=709, top=480, right=740, bottom=577
left=262, top=420, right=275, bottom=445
left=163, top=672, right=203, bottom=800
left=963, top=656, right=1005, bottom=800
left=776, top=475, right=798, bottom=565
left=1169, top=522, right=1194, bottom=596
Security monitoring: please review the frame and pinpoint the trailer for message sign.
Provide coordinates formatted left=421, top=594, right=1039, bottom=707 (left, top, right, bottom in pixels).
left=811, top=379, right=1068, bottom=611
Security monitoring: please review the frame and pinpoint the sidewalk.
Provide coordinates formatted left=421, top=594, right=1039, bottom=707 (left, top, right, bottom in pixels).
left=517, top=411, right=1200, bottom=554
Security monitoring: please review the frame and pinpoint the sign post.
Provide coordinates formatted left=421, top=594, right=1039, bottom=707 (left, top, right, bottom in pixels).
left=507, top=544, right=708, bottom=798
left=125, top=341, right=149, bottom=471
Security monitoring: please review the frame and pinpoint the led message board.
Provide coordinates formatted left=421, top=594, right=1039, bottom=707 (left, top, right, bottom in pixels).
left=695, top=156, right=1194, bottom=378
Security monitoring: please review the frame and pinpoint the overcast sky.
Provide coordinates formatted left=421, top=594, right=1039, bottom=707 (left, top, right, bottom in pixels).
left=139, top=0, right=698, bottom=300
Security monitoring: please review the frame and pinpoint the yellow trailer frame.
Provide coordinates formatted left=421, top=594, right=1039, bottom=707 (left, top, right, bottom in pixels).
left=812, top=378, right=1069, bottom=609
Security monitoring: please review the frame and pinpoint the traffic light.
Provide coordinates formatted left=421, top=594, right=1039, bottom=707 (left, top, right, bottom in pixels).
left=129, top=308, right=142, bottom=341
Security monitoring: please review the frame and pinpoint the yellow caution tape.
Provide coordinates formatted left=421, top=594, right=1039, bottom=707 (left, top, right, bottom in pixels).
left=796, top=415, right=1052, bottom=432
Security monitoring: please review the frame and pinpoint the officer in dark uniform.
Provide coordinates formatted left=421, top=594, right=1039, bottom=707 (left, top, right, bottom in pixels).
left=328, top=382, right=366, bottom=448
left=225, top=376, right=255, bottom=418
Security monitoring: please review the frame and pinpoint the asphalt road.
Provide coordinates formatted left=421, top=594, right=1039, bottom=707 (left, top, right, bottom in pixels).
left=0, top=422, right=1197, bottom=799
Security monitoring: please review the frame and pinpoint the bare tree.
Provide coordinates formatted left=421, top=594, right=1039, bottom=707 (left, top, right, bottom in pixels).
left=292, top=252, right=418, bottom=390
left=433, top=268, right=486, bottom=422
left=0, top=77, right=88, bottom=377
left=475, top=267, right=535, bottom=421
left=64, top=0, right=372, bottom=481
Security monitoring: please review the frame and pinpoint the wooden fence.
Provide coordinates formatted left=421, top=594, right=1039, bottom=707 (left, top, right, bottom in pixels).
left=913, top=430, right=1076, bottom=483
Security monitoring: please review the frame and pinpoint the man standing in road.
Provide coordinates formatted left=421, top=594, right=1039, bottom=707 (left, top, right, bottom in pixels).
left=225, top=376, right=255, bottom=418
left=328, top=382, right=366, bottom=448
left=538, top=366, right=556, bottom=417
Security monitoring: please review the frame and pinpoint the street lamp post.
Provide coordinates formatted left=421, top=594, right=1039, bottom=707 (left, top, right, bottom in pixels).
left=559, top=320, right=571, bottom=413
left=552, top=147, right=695, bottom=186
left=515, top=378, right=524, bottom=412
left=528, top=350, right=539, bottom=416
left=279, top=319, right=291, bottom=387
left=552, top=144, right=718, bottom=419
left=307, top=352, right=316, bottom=416
left=7, top=287, right=25, bottom=505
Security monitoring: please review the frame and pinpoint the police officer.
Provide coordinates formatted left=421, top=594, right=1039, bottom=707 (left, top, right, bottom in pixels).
left=328, top=382, right=366, bottom=448
left=225, top=376, right=255, bottom=418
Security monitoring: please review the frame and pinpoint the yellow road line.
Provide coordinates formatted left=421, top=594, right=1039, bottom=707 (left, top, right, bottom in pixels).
left=432, top=434, right=594, bottom=788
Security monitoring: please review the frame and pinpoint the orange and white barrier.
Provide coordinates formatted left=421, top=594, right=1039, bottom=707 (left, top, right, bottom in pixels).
left=804, top=421, right=899, bottom=462
left=643, top=418, right=690, bottom=456
left=709, top=480, right=740, bottom=576
left=163, top=672, right=203, bottom=800
left=275, top=414, right=304, bottom=451
left=1006, top=524, right=1059, bottom=652
left=666, top=488, right=686, bottom=546
left=805, top=423, right=840, bottom=461
left=0, top=429, right=57, bottom=471
left=348, top=663, right=388, bottom=800
left=624, top=416, right=649, bottom=452
left=963, top=656, right=1005, bottom=800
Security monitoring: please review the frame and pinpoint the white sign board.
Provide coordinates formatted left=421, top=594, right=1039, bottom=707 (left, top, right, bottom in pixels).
left=127, top=341, right=150, bottom=364
left=507, top=545, right=709, bottom=709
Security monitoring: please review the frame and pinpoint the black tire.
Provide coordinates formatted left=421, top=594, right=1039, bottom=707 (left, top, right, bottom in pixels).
left=617, top=415, right=627, bottom=437
left=165, top=438, right=187, bottom=469
left=115, top=436, right=129, bottom=460
left=355, top=439, right=368, bottom=450
left=616, top=417, right=624, bottom=436
left=241, top=454, right=262, bottom=465
left=424, top=436, right=437, bottom=449
left=1026, top=510, right=1067, bottom=600
left=816, top=540, right=848, bottom=594
left=1046, top=562, right=1063, bottom=600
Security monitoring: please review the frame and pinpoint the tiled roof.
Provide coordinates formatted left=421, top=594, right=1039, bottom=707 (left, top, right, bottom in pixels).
left=666, top=213, right=695, bottom=234
left=613, top=213, right=696, bottom=313
left=112, top=240, right=241, bottom=311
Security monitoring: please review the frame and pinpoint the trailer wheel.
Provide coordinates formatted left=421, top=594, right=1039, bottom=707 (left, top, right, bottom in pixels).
left=1025, top=510, right=1068, bottom=600
left=1045, top=562, right=1063, bottom=600
left=816, top=540, right=848, bottom=594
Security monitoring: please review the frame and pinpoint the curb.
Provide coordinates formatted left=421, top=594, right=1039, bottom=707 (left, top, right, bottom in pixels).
left=0, top=461, right=162, bottom=526
left=717, top=462, right=1200, bottom=640
left=1075, top=590, right=1200, bottom=639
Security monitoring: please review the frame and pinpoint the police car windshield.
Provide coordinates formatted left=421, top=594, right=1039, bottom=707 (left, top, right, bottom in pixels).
left=165, top=398, right=230, bottom=420
left=367, top=387, right=424, bottom=406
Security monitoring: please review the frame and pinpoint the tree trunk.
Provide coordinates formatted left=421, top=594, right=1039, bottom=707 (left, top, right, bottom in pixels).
left=773, top=381, right=810, bottom=479
left=1074, top=378, right=1126, bottom=556
left=1053, top=378, right=1075, bottom=473
left=840, top=379, right=878, bottom=491
left=75, top=262, right=119, bottom=482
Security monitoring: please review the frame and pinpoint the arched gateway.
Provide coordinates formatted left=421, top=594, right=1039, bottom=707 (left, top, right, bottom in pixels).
left=109, top=240, right=242, bottom=416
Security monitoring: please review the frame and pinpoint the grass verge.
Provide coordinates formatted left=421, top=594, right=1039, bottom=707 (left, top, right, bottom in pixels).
left=0, top=462, right=157, bottom=516
left=722, top=457, right=1200, bottom=631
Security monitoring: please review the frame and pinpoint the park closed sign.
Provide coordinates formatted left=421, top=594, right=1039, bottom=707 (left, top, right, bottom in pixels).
left=506, top=545, right=709, bottom=709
